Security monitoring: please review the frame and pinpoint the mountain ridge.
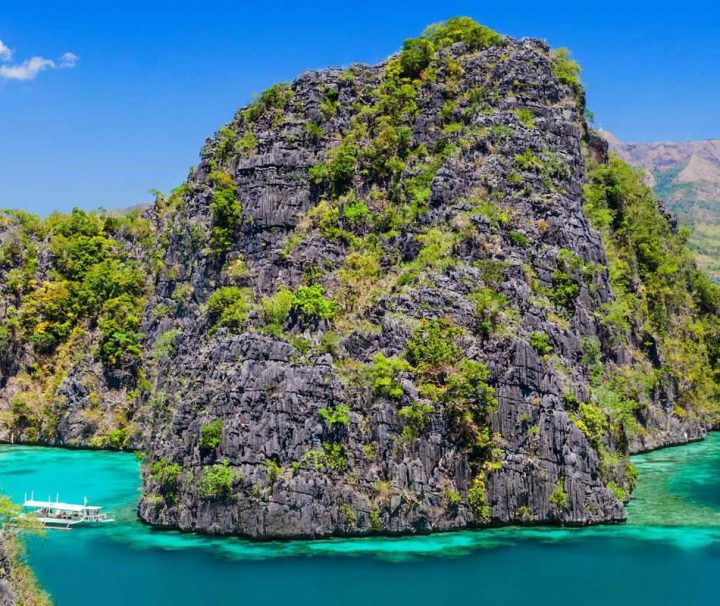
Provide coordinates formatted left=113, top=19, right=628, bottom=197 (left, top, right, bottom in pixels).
left=601, top=132, right=720, bottom=277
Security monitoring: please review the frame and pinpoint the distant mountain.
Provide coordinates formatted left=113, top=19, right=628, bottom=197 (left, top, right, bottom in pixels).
left=602, top=132, right=720, bottom=278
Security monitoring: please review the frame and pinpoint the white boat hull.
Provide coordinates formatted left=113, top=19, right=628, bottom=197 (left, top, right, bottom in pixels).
left=33, top=516, right=115, bottom=528
left=20, top=500, right=117, bottom=529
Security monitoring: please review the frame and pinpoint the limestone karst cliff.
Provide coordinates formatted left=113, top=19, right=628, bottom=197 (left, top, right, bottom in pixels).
left=0, top=532, right=50, bottom=606
left=1, top=18, right=719, bottom=539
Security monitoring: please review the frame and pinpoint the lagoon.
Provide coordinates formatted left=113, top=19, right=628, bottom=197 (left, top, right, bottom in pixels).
left=1, top=435, right=719, bottom=605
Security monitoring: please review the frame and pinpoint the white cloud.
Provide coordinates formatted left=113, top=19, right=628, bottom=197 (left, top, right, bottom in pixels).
left=0, top=57, right=56, bottom=81
left=59, top=52, right=78, bottom=68
left=0, top=40, right=12, bottom=62
left=0, top=39, right=78, bottom=82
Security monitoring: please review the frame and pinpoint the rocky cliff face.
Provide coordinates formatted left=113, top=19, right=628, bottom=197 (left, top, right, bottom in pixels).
left=1, top=18, right=718, bottom=540
left=0, top=533, right=49, bottom=606
left=0, top=207, right=160, bottom=449
left=134, top=20, right=718, bottom=538
left=0, top=536, right=15, bottom=606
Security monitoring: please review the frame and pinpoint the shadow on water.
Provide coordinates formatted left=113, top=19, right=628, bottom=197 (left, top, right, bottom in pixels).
left=2, top=435, right=720, bottom=605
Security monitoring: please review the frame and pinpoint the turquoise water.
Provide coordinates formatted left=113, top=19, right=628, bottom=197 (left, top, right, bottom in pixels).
left=1, top=436, right=720, bottom=605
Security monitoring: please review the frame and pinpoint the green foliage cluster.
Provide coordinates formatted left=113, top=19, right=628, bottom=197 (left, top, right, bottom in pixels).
left=584, top=155, right=720, bottom=418
left=338, top=503, right=358, bottom=527
left=309, top=139, right=358, bottom=197
left=151, top=328, right=180, bottom=363
left=467, top=474, right=490, bottom=522
left=369, top=507, right=382, bottom=531
left=514, top=148, right=571, bottom=190
left=98, top=294, right=143, bottom=369
left=305, top=121, right=324, bottom=142
left=264, top=459, right=283, bottom=482
left=573, top=402, right=607, bottom=449
left=529, top=331, right=553, bottom=355
left=222, top=257, right=249, bottom=284
left=548, top=480, right=569, bottom=511
left=208, top=171, right=242, bottom=254
left=320, top=86, right=340, bottom=119
left=469, top=287, right=516, bottom=339
left=260, top=286, right=295, bottom=331
left=318, top=404, right=350, bottom=427
left=415, top=228, right=458, bottom=268
left=303, top=17, right=503, bottom=245
left=0, top=499, right=50, bottom=604
left=214, top=126, right=257, bottom=162
left=474, top=259, right=508, bottom=286
left=366, top=353, right=411, bottom=399
left=292, top=284, right=338, bottom=322
left=199, top=460, right=238, bottom=499
left=470, top=197, right=509, bottom=228
left=514, top=149, right=543, bottom=172
left=303, top=443, right=347, bottom=473
left=606, top=481, right=628, bottom=502
left=582, top=336, right=603, bottom=383
left=445, top=488, right=462, bottom=506
left=547, top=248, right=585, bottom=310
left=102, top=426, right=133, bottom=449
left=0, top=494, right=44, bottom=534
left=401, top=319, right=498, bottom=452
left=207, top=286, right=251, bottom=332
left=240, top=83, right=294, bottom=125
left=260, top=284, right=338, bottom=333
left=515, top=109, right=535, bottom=129
left=338, top=250, right=381, bottom=289
left=507, top=230, right=529, bottom=247
left=398, top=400, right=434, bottom=439
left=199, top=419, right=224, bottom=450
left=399, top=17, right=504, bottom=79
left=443, top=360, right=497, bottom=450
left=406, top=318, right=463, bottom=370
left=550, top=48, right=581, bottom=90
left=150, top=458, right=183, bottom=493
left=548, top=270, right=580, bottom=310
left=0, top=208, right=149, bottom=374
left=342, top=199, right=371, bottom=225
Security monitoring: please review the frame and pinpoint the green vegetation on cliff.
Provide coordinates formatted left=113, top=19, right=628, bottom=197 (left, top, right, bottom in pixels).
left=582, top=154, right=720, bottom=457
left=0, top=207, right=155, bottom=446
left=0, top=495, right=51, bottom=605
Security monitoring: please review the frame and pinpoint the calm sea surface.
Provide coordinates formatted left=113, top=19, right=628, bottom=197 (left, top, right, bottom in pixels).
left=1, top=434, right=719, bottom=605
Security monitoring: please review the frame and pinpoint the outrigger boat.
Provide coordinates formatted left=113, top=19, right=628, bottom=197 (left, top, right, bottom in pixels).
left=21, top=493, right=115, bottom=530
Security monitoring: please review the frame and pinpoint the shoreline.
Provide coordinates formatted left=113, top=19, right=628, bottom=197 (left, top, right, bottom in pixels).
left=4, top=430, right=716, bottom=544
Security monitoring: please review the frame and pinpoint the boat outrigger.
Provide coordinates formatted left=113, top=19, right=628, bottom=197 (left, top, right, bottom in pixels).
left=22, top=494, right=115, bottom=530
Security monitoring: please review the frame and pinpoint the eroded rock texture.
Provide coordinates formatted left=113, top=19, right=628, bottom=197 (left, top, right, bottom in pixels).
left=0, top=536, right=15, bottom=606
left=138, top=35, right=651, bottom=538
left=1, top=21, right=716, bottom=540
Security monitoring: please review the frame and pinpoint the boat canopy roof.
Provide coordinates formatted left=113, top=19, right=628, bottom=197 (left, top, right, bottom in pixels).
left=23, top=500, right=102, bottom=512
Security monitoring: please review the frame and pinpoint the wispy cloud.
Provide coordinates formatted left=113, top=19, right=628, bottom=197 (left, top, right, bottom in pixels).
left=0, top=40, right=12, bottom=62
left=0, top=39, right=78, bottom=82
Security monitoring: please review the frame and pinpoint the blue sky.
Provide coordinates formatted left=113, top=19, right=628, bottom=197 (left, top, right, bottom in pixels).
left=1, top=1, right=718, bottom=214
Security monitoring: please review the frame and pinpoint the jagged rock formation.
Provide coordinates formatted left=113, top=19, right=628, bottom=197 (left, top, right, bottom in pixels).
left=0, top=207, right=160, bottom=449
left=1, top=18, right=719, bottom=540
left=0, top=533, right=49, bottom=606
left=0, top=536, right=15, bottom=606
left=134, top=20, right=718, bottom=538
